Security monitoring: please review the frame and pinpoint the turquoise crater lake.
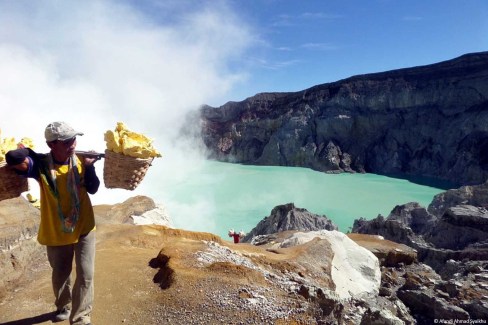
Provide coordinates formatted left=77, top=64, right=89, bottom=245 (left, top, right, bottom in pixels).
left=155, top=160, right=445, bottom=241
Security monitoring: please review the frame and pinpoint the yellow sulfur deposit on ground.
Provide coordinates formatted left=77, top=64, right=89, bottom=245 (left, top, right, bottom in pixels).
left=0, top=129, right=35, bottom=163
left=104, top=122, right=162, bottom=159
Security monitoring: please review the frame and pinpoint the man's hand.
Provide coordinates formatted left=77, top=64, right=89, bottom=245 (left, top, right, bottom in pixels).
left=84, top=157, right=98, bottom=166
left=11, top=158, right=29, bottom=172
left=82, top=151, right=102, bottom=166
left=6, top=149, right=30, bottom=172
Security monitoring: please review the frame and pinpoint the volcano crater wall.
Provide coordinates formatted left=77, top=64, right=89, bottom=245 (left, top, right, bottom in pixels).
left=196, top=52, right=488, bottom=186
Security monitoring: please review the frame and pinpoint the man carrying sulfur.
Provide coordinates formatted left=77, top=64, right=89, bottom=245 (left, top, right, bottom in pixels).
left=6, top=121, right=100, bottom=325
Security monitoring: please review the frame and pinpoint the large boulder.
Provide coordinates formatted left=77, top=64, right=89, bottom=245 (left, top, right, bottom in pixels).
left=130, top=204, right=172, bottom=227
left=277, top=230, right=381, bottom=299
left=242, top=203, right=337, bottom=243
left=95, top=195, right=157, bottom=224
left=347, top=233, right=417, bottom=267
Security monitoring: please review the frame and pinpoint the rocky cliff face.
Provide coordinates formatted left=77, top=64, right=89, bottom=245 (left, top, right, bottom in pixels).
left=197, top=52, right=488, bottom=186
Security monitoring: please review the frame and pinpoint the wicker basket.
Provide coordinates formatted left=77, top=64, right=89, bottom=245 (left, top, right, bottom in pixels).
left=0, top=161, right=29, bottom=201
left=103, top=150, right=154, bottom=190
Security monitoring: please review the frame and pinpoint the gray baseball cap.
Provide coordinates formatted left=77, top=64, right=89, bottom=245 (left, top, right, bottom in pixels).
left=45, top=121, right=84, bottom=142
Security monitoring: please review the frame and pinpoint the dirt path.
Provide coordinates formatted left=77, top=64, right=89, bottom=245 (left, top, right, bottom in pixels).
left=0, top=224, right=323, bottom=325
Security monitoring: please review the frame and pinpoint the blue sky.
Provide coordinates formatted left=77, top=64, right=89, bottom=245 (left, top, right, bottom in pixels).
left=0, top=0, right=487, bottom=204
left=1, top=1, right=487, bottom=124
left=129, top=0, right=488, bottom=102
left=228, top=0, right=488, bottom=101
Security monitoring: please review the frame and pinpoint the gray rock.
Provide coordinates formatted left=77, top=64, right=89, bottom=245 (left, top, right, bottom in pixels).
left=461, top=300, right=488, bottom=319
left=426, top=205, right=488, bottom=249
left=0, top=197, right=39, bottom=251
left=351, top=181, right=488, bottom=321
left=397, top=290, right=470, bottom=322
left=242, top=203, right=338, bottom=242
left=352, top=183, right=488, bottom=275
left=428, top=181, right=488, bottom=217
left=388, top=202, right=437, bottom=234
left=0, top=197, right=44, bottom=302
left=360, top=308, right=404, bottom=325
left=443, top=205, right=488, bottom=231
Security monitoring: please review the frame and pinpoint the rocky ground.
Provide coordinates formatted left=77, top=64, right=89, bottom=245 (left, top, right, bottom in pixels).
left=1, top=216, right=316, bottom=324
left=0, top=196, right=406, bottom=324
left=0, top=197, right=339, bottom=324
left=1, top=184, right=488, bottom=324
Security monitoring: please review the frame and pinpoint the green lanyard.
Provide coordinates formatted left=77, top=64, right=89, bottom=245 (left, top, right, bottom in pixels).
left=47, top=154, right=81, bottom=233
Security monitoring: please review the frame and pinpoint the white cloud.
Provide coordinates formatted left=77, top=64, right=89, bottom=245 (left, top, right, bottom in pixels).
left=300, top=12, right=343, bottom=20
left=402, top=16, right=423, bottom=21
left=300, top=42, right=339, bottom=51
left=249, top=57, right=301, bottom=70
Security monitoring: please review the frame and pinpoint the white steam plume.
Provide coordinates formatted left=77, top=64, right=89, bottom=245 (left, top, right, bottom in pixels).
left=0, top=1, right=254, bottom=209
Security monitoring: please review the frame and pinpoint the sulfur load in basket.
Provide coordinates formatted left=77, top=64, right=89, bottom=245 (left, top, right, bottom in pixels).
left=103, top=150, right=154, bottom=190
left=103, top=122, right=161, bottom=190
left=0, top=162, right=29, bottom=201
left=0, top=130, right=34, bottom=200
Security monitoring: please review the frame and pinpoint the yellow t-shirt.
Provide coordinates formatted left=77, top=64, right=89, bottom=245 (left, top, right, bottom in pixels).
left=37, top=158, right=95, bottom=246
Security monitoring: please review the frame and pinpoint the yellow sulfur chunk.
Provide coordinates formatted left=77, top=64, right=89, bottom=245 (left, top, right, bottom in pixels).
left=0, top=130, right=35, bottom=162
left=104, top=130, right=122, bottom=154
left=124, top=131, right=152, bottom=146
left=115, top=122, right=127, bottom=133
left=19, top=137, right=35, bottom=149
left=104, top=122, right=162, bottom=159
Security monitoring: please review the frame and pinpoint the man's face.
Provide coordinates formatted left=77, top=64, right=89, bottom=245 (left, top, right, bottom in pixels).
left=48, top=137, right=77, bottom=161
